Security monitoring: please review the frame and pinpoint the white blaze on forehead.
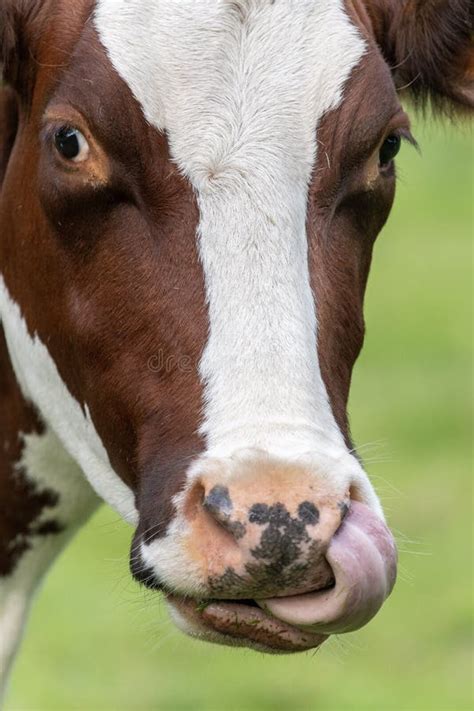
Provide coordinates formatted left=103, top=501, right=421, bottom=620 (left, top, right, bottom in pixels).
left=95, top=0, right=366, bottom=458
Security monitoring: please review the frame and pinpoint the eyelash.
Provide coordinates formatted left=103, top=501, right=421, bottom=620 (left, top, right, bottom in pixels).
left=379, top=128, right=418, bottom=174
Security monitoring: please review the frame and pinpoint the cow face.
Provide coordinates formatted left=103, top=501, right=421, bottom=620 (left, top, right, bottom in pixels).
left=0, top=0, right=471, bottom=652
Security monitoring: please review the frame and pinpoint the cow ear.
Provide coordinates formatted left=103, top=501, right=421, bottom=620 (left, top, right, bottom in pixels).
left=367, top=0, right=473, bottom=116
left=0, top=0, right=44, bottom=97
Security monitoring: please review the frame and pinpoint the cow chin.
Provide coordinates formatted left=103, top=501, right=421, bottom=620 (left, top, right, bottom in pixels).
left=165, top=595, right=329, bottom=654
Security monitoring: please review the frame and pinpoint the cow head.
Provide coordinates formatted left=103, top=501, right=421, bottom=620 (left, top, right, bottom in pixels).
left=0, top=0, right=471, bottom=652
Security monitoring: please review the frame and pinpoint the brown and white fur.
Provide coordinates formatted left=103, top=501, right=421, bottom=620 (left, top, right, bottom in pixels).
left=0, top=0, right=472, bottom=700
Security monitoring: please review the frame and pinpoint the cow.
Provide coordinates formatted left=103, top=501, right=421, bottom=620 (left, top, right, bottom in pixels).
left=0, top=0, right=472, bottom=698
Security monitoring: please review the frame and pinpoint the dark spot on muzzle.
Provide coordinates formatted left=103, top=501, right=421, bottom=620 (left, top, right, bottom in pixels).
left=203, top=485, right=246, bottom=539
left=250, top=503, right=311, bottom=569
left=298, top=501, right=319, bottom=525
left=207, top=501, right=331, bottom=598
left=248, top=502, right=271, bottom=524
left=203, top=485, right=233, bottom=517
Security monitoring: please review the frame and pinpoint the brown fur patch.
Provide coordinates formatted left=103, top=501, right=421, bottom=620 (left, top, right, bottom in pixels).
left=0, top=85, right=18, bottom=183
left=0, top=325, right=63, bottom=577
left=363, top=0, right=474, bottom=115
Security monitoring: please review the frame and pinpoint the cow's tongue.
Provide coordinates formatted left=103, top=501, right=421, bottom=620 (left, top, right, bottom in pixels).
left=256, top=502, right=397, bottom=634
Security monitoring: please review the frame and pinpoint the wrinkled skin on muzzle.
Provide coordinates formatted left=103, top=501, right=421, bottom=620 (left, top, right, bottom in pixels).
left=167, top=502, right=397, bottom=653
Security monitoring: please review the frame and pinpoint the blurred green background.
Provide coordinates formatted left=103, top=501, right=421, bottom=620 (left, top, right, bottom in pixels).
left=6, top=121, right=472, bottom=711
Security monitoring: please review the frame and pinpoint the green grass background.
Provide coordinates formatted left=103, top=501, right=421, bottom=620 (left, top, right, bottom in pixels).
left=6, top=121, right=473, bottom=711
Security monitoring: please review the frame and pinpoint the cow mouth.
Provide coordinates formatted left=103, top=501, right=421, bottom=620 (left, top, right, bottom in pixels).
left=166, top=594, right=329, bottom=653
left=165, top=502, right=397, bottom=653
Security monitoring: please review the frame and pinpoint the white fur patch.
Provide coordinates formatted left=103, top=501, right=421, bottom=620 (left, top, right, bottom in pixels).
left=0, top=276, right=138, bottom=524
left=94, top=0, right=364, bottom=458
left=0, top=428, right=98, bottom=700
left=94, top=1, right=384, bottom=602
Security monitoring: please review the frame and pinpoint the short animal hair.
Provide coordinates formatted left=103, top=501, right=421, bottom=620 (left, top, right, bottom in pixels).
left=0, top=0, right=45, bottom=97
left=366, top=0, right=473, bottom=116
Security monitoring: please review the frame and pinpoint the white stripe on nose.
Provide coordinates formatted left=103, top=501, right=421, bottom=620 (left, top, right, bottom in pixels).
left=95, top=0, right=366, bottom=458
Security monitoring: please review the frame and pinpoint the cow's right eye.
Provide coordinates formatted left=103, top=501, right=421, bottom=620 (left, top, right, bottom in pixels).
left=54, top=126, right=90, bottom=162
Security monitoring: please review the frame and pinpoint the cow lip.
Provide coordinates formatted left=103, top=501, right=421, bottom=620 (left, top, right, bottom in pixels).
left=164, top=503, right=397, bottom=648
left=166, top=594, right=328, bottom=653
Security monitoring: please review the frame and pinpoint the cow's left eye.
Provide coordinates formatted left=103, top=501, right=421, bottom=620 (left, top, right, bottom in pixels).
left=54, top=126, right=90, bottom=162
left=379, top=134, right=401, bottom=167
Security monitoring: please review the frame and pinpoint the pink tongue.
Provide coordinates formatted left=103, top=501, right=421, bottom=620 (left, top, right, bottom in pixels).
left=257, top=502, right=397, bottom=634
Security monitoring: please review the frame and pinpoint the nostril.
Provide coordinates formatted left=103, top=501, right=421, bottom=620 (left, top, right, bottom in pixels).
left=201, top=485, right=246, bottom=540
left=349, top=484, right=364, bottom=505
left=338, top=500, right=350, bottom=521
left=183, top=480, right=244, bottom=572
left=203, top=485, right=233, bottom=522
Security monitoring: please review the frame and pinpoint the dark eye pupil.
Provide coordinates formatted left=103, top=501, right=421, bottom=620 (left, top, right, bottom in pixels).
left=379, top=134, right=401, bottom=166
left=54, top=127, right=80, bottom=159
